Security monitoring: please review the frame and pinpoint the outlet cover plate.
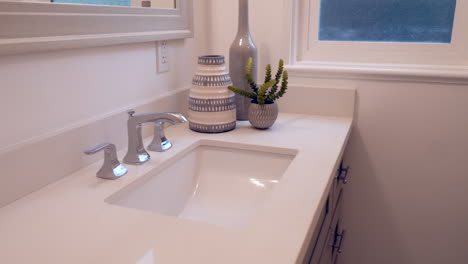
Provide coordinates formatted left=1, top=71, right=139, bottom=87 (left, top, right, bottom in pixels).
left=157, top=40, right=169, bottom=73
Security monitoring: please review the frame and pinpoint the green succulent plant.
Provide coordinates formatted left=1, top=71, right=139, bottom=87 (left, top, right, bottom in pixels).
left=228, top=57, right=288, bottom=105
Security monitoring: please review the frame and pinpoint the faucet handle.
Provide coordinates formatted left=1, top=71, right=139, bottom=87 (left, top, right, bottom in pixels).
left=127, top=110, right=136, bottom=117
left=84, top=143, right=116, bottom=155
left=84, top=143, right=128, bottom=180
left=147, top=113, right=187, bottom=152
left=148, top=121, right=173, bottom=152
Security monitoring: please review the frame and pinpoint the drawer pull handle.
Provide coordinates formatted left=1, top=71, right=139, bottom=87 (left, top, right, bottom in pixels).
left=337, top=230, right=346, bottom=253
left=331, top=230, right=346, bottom=253
left=337, top=163, right=350, bottom=184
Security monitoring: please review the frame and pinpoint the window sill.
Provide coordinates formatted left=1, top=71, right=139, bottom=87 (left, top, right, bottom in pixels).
left=0, top=1, right=193, bottom=56
left=285, top=62, right=468, bottom=85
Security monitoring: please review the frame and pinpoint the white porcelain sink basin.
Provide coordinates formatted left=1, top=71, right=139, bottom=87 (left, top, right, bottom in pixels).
left=107, top=140, right=296, bottom=228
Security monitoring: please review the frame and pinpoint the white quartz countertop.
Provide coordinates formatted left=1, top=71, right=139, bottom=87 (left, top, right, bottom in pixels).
left=0, top=113, right=352, bottom=264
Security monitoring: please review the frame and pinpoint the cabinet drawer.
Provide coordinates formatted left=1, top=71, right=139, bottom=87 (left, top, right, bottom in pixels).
left=306, top=161, right=349, bottom=264
left=308, top=203, right=332, bottom=264
left=304, top=194, right=332, bottom=264
left=330, top=219, right=346, bottom=264
left=333, top=253, right=340, bottom=264
left=319, top=189, right=342, bottom=264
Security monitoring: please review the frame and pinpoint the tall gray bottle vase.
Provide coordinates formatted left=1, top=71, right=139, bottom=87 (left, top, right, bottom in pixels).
left=229, top=0, right=258, bottom=121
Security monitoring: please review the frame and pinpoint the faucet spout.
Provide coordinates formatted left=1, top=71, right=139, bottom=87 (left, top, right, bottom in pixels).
left=123, top=111, right=187, bottom=165
left=128, top=112, right=187, bottom=126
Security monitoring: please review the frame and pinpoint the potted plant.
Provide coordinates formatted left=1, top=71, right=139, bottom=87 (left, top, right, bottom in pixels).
left=228, top=57, right=288, bottom=129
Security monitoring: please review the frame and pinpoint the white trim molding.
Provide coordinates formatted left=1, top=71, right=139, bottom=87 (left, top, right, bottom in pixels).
left=286, top=0, right=468, bottom=84
left=286, top=62, right=468, bottom=85
left=0, top=0, right=193, bottom=55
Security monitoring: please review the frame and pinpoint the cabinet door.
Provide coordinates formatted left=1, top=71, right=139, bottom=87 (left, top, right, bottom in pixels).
left=319, top=189, right=343, bottom=264
left=333, top=254, right=340, bottom=264
left=331, top=221, right=346, bottom=264
left=308, top=216, right=332, bottom=264
left=319, top=227, right=335, bottom=264
left=305, top=194, right=331, bottom=264
left=307, top=160, right=349, bottom=264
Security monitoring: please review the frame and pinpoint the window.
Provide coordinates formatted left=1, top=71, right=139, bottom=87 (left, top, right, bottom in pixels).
left=293, top=0, right=467, bottom=66
left=51, top=0, right=176, bottom=8
left=52, top=0, right=132, bottom=7
left=319, top=0, right=456, bottom=43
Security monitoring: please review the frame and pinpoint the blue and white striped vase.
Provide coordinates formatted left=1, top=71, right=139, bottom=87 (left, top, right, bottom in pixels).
left=188, top=55, right=237, bottom=133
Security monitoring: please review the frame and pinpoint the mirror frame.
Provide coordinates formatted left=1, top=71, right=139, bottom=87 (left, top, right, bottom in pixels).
left=0, top=0, right=193, bottom=55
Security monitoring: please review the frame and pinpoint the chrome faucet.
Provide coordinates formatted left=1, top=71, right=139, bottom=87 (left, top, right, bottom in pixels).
left=123, top=110, right=187, bottom=165
left=147, top=121, right=174, bottom=152
left=84, top=143, right=128, bottom=180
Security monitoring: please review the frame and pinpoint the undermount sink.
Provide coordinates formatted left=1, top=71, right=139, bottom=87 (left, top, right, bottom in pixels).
left=106, top=140, right=297, bottom=228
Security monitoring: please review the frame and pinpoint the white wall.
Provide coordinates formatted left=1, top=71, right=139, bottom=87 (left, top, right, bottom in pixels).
left=307, top=78, right=468, bottom=264
left=0, top=1, right=211, bottom=205
left=0, top=42, right=185, bottom=152
left=209, top=0, right=289, bottom=77
left=206, top=1, right=468, bottom=263
left=0, top=1, right=210, bottom=153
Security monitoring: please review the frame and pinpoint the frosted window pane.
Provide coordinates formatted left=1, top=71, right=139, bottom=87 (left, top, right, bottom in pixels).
left=52, top=0, right=130, bottom=6
left=319, top=0, right=456, bottom=43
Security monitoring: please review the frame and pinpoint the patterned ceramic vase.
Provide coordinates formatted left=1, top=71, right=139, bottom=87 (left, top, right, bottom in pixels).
left=188, top=55, right=237, bottom=133
left=248, top=102, right=279, bottom=129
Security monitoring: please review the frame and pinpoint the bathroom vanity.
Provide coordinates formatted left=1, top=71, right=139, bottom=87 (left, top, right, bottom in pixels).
left=302, top=161, right=349, bottom=264
left=0, top=113, right=352, bottom=264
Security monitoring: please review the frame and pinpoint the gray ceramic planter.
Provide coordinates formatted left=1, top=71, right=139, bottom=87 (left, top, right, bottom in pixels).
left=248, top=102, right=279, bottom=129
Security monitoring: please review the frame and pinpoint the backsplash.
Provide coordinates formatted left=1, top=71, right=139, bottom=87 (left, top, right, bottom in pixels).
left=0, top=89, right=189, bottom=207
left=0, top=84, right=355, bottom=208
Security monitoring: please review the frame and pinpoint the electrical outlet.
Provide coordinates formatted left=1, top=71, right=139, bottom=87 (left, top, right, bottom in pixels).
left=157, top=40, right=170, bottom=73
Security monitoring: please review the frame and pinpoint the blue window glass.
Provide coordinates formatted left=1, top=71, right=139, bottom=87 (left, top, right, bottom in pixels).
left=319, top=0, right=457, bottom=43
left=52, top=0, right=130, bottom=7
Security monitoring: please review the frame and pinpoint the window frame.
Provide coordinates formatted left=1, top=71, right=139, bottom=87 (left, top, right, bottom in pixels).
left=289, top=0, right=468, bottom=67
left=0, top=0, right=193, bottom=55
